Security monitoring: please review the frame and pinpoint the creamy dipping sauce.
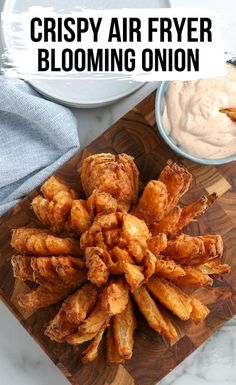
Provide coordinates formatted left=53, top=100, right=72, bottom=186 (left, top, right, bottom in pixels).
left=163, top=64, right=236, bottom=159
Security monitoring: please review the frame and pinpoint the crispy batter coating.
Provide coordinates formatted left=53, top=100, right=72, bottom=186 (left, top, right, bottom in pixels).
left=155, top=258, right=186, bottom=280
left=104, top=229, right=120, bottom=249
left=50, top=257, right=87, bottom=287
left=12, top=254, right=86, bottom=289
left=113, top=298, right=137, bottom=359
left=31, top=256, right=61, bottom=284
left=32, top=196, right=91, bottom=236
left=64, top=200, right=91, bottom=235
left=111, top=246, right=134, bottom=274
left=177, top=193, right=217, bottom=231
left=133, top=285, right=177, bottom=341
left=152, top=206, right=182, bottom=236
left=81, top=153, right=139, bottom=210
left=106, top=321, right=124, bottom=363
left=87, top=192, right=118, bottom=216
left=158, top=307, right=179, bottom=341
left=40, top=176, right=78, bottom=201
left=45, top=283, right=99, bottom=343
left=85, top=247, right=110, bottom=287
left=163, top=234, right=223, bottom=264
left=82, top=326, right=106, bottom=363
left=147, top=234, right=167, bottom=256
left=159, top=160, right=192, bottom=213
left=146, top=276, right=193, bottom=320
left=153, top=193, right=217, bottom=236
left=196, top=260, right=231, bottom=275
left=82, top=215, right=153, bottom=291
left=133, top=161, right=192, bottom=228
left=122, top=213, right=151, bottom=246
left=11, top=156, right=227, bottom=364
left=45, top=306, right=78, bottom=343
left=12, top=255, right=60, bottom=287
left=32, top=192, right=73, bottom=230
left=174, top=266, right=213, bottom=287
left=11, top=228, right=48, bottom=254
left=11, top=255, right=34, bottom=281
left=119, top=214, right=152, bottom=267
left=32, top=177, right=91, bottom=236
left=123, top=263, right=144, bottom=292
left=220, top=107, right=236, bottom=122
left=32, top=176, right=79, bottom=233
left=18, top=283, right=73, bottom=312
left=126, top=241, right=144, bottom=264
left=189, top=297, right=210, bottom=324
left=82, top=213, right=154, bottom=288
left=63, top=283, right=99, bottom=324
left=11, top=228, right=81, bottom=256
left=101, top=277, right=129, bottom=316
left=93, top=212, right=121, bottom=231
left=80, top=213, right=120, bottom=249
left=32, top=196, right=50, bottom=226
left=142, top=250, right=156, bottom=282
left=133, top=180, right=169, bottom=224
left=66, top=331, right=97, bottom=345
left=78, top=300, right=110, bottom=335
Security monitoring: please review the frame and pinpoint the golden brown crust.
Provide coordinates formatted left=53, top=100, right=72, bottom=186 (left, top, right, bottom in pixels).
left=155, top=258, right=186, bottom=281
left=174, top=266, right=213, bottom=287
left=147, top=234, right=168, bottom=256
left=45, top=283, right=99, bottom=343
left=196, top=259, right=231, bottom=275
left=80, top=153, right=139, bottom=211
left=40, top=176, right=78, bottom=201
left=82, top=326, right=106, bottom=363
left=44, top=307, right=78, bottom=343
left=18, top=284, right=73, bottom=312
left=146, top=276, right=193, bottom=320
left=122, top=213, right=151, bottom=245
left=86, top=192, right=118, bottom=216
left=101, top=277, right=129, bottom=316
left=152, top=206, right=182, bottom=236
left=85, top=247, right=110, bottom=287
left=12, top=254, right=86, bottom=290
left=66, top=331, right=97, bottom=345
left=50, top=257, right=87, bottom=287
left=113, top=298, right=137, bottom=359
left=78, top=300, right=110, bottom=335
left=11, top=228, right=48, bottom=254
left=106, top=321, right=124, bottom=363
left=132, top=285, right=177, bottom=341
left=32, top=177, right=91, bottom=236
left=10, top=156, right=226, bottom=365
left=11, top=228, right=81, bottom=256
left=220, top=107, right=236, bottom=122
left=153, top=193, right=217, bottom=236
left=190, top=296, right=210, bottom=324
left=63, top=283, right=99, bottom=324
left=123, top=263, right=144, bottom=292
left=65, top=200, right=91, bottom=235
left=159, top=160, right=192, bottom=212
left=163, top=234, right=223, bottom=264
left=142, top=250, right=157, bottom=282
left=133, top=180, right=169, bottom=224
left=11, top=255, right=34, bottom=281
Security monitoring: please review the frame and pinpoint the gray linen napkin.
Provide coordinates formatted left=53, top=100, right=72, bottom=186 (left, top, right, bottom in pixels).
left=0, top=76, right=80, bottom=216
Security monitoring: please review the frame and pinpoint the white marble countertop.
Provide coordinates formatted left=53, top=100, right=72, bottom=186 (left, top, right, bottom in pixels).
left=0, top=0, right=236, bottom=385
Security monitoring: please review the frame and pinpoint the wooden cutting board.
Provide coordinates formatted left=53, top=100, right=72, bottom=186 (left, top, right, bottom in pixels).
left=0, top=91, right=236, bottom=385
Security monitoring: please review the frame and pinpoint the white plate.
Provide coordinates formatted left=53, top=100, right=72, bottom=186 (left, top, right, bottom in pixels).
left=1, top=0, right=170, bottom=107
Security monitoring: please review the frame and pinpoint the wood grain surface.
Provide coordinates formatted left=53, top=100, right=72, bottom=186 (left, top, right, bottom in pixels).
left=0, top=91, right=235, bottom=385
